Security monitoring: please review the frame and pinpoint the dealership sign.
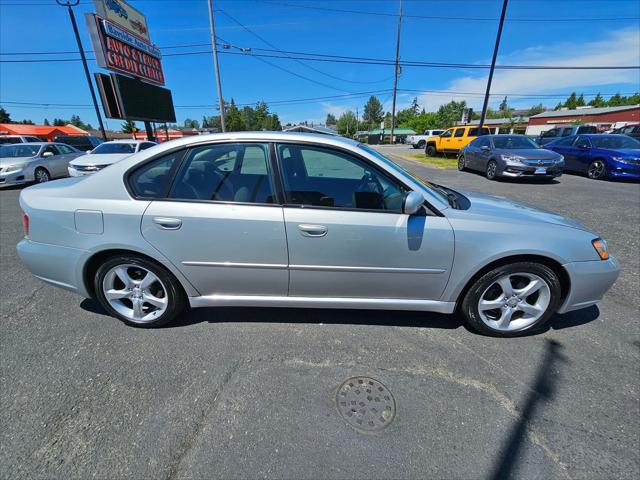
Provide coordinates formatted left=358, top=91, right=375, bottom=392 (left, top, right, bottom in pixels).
left=93, top=0, right=150, bottom=43
left=87, top=14, right=165, bottom=86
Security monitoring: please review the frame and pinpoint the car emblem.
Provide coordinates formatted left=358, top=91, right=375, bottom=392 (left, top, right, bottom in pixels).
left=538, top=160, right=543, bottom=165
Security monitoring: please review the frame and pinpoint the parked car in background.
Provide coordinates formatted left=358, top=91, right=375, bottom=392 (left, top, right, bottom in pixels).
left=17, top=132, right=619, bottom=337
left=0, top=135, right=43, bottom=144
left=54, top=134, right=103, bottom=152
left=67, top=139, right=156, bottom=176
left=546, top=134, right=640, bottom=180
left=425, top=126, right=491, bottom=156
left=537, top=125, right=598, bottom=146
left=406, top=130, right=445, bottom=149
left=609, top=124, right=640, bottom=139
left=459, top=135, right=564, bottom=181
left=0, top=142, right=83, bottom=186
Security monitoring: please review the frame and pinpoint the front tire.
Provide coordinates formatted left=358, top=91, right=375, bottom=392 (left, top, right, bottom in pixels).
left=486, top=160, right=498, bottom=180
left=417, top=140, right=425, bottom=149
left=94, top=254, right=186, bottom=328
left=425, top=145, right=436, bottom=157
left=461, top=262, right=562, bottom=337
left=34, top=167, right=50, bottom=184
left=587, top=159, right=606, bottom=179
left=458, top=155, right=466, bottom=171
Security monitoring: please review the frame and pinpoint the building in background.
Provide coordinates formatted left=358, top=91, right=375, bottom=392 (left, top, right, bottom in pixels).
left=0, top=124, right=88, bottom=142
left=283, top=124, right=338, bottom=135
left=526, top=105, right=640, bottom=135
left=456, top=117, right=529, bottom=135
left=367, top=128, right=416, bottom=145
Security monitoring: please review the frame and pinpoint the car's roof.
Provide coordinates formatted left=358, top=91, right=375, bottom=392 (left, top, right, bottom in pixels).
left=102, top=139, right=148, bottom=144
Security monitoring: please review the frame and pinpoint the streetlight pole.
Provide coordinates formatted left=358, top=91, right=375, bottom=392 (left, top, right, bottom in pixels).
left=56, top=0, right=107, bottom=140
left=207, top=0, right=226, bottom=132
left=478, top=0, right=509, bottom=134
left=389, top=0, right=402, bottom=145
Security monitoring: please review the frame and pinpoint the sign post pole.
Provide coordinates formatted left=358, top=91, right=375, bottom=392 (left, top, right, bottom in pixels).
left=57, top=0, right=107, bottom=140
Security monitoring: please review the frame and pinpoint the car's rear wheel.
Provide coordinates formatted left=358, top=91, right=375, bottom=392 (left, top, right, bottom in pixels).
left=34, top=167, right=50, bottom=184
left=417, top=140, right=425, bottom=149
left=587, top=159, right=606, bottom=179
left=425, top=145, right=436, bottom=157
left=461, top=262, right=562, bottom=337
left=486, top=160, right=498, bottom=180
left=458, top=155, right=466, bottom=171
left=94, top=254, right=186, bottom=328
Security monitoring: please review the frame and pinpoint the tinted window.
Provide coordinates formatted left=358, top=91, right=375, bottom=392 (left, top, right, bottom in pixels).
left=0, top=144, right=40, bottom=157
left=170, top=143, right=275, bottom=203
left=577, top=126, right=597, bottom=134
left=57, top=144, right=76, bottom=154
left=590, top=135, right=640, bottom=149
left=561, top=128, right=574, bottom=137
left=553, top=137, right=575, bottom=146
left=493, top=136, right=538, bottom=149
left=26, top=137, right=41, bottom=142
left=440, top=130, right=453, bottom=138
left=468, top=127, right=491, bottom=136
left=573, top=136, right=591, bottom=148
left=42, top=145, right=59, bottom=156
left=278, top=144, right=404, bottom=212
left=139, top=142, right=156, bottom=151
left=432, top=130, right=444, bottom=136
left=474, top=137, right=491, bottom=148
left=541, top=129, right=559, bottom=138
left=454, top=128, right=465, bottom=138
left=130, top=151, right=181, bottom=198
left=92, top=143, right=136, bottom=154
left=0, top=137, right=21, bottom=144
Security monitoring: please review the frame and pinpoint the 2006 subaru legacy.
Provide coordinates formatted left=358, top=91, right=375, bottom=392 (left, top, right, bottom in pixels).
left=16, top=132, right=619, bottom=337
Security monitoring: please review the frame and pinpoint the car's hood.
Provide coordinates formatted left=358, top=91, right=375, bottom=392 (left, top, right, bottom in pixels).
left=0, top=156, right=36, bottom=167
left=69, top=153, right=132, bottom=166
left=495, top=148, right=560, bottom=159
left=458, top=188, right=593, bottom=233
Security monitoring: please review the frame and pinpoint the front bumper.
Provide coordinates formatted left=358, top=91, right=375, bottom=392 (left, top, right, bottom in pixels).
left=558, top=256, right=620, bottom=313
left=500, top=164, right=563, bottom=178
left=607, top=161, right=640, bottom=180
left=68, top=166, right=96, bottom=177
left=0, top=168, right=31, bottom=187
left=16, top=239, right=90, bottom=297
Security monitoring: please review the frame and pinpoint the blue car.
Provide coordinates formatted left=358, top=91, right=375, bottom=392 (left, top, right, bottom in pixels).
left=546, top=134, right=640, bottom=180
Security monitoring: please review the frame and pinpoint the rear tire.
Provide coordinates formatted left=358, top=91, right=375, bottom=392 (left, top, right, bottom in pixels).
left=486, top=160, right=498, bottom=180
left=417, top=140, right=425, bottom=149
left=94, top=254, right=186, bottom=328
left=425, top=145, right=436, bottom=157
left=34, top=167, right=50, bottom=184
left=461, top=262, right=562, bottom=337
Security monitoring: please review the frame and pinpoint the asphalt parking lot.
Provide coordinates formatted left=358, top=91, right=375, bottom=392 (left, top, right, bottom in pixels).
left=1, top=145, right=638, bottom=479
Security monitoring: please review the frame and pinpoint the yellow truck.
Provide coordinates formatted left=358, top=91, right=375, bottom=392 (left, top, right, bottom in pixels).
left=425, top=125, right=491, bottom=156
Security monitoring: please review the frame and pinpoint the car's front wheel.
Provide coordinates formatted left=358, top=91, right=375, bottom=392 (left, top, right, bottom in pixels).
left=587, top=159, right=606, bottom=179
left=417, top=140, right=425, bottom=149
left=34, top=167, right=50, bottom=184
left=486, top=160, right=498, bottom=180
left=461, top=262, right=562, bottom=337
left=458, top=155, right=466, bottom=171
left=94, top=254, right=186, bottom=328
left=425, top=145, right=436, bottom=157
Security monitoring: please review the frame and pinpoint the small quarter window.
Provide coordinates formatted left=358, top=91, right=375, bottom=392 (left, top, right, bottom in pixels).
left=129, top=151, right=181, bottom=198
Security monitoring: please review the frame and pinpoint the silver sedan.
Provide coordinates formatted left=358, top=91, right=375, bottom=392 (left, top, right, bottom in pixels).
left=16, top=132, right=619, bottom=337
left=0, top=142, right=83, bottom=187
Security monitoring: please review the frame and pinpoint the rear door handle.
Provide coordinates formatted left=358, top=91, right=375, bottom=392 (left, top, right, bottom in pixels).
left=152, top=217, right=182, bottom=230
left=298, top=224, right=328, bottom=237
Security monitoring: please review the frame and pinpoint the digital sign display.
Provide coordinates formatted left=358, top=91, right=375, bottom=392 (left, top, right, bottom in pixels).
left=112, top=74, right=176, bottom=123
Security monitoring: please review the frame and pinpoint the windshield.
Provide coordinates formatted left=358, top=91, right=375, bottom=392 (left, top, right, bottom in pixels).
left=493, top=136, right=538, bottom=149
left=590, top=135, right=640, bottom=149
left=358, top=144, right=449, bottom=204
left=0, top=144, right=40, bottom=158
left=91, top=143, right=136, bottom=154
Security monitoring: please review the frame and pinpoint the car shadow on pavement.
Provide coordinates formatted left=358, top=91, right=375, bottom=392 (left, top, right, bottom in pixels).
left=80, top=300, right=600, bottom=333
left=488, top=339, right=568, bottom=479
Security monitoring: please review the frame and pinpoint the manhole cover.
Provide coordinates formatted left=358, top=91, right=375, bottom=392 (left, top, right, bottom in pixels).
left=336, top=376, right=396, bottom=432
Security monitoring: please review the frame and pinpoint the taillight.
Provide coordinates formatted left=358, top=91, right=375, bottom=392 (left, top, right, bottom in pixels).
left=22, top=212, right=29, bottom=238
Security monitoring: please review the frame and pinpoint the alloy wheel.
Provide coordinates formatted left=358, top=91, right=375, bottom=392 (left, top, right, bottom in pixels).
left=486, top=161, right=497, bottom=180
left=477, top=272, right=551, bottom=332
left=458, top=156, right=466, bottom=171
left=35, top=168, right=49, bottom=183
left=588, top=160, right=605, bottom=179
left=102, top=264, right=168, bottom=324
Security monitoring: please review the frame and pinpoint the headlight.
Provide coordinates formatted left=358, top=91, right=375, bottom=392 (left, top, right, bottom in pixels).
left=556, top=155, right=564, bottom=163
left=611, top=156, right=637, bottom=164
left=4, top=162, right=28, bottom=173
left=501, top=154, right=525, bottom=163
left=592, top=238, right=609, bottom=260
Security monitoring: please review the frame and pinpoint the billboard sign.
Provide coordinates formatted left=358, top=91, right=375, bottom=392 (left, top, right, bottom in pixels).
left=111, top=73, right=176, bottom=123
left=87, top=14, right=165, bottom=86
left=93, top=0, right=150, bottom=43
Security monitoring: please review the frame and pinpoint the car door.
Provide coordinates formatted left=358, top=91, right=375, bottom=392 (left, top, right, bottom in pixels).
left=439, top=129, right=454, bottom=152
left=571, top=136, right=592, bottom=173
left=452, top=128, right=465, bottom=151
left=474, top=137, right=492, bottom=171
left=139, top=143, right=289, bottom=297
left=276, top=143, right=454, bottom=300
left=40, top=144, right=66, bottom=177
left=55, top=144, right=81, bottom=176
left=548, top=136, right=575, bottom=171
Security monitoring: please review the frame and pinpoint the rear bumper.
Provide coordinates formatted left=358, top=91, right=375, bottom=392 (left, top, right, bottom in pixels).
left=558, top=256, right=620, bottom=313
left=16, top=239, right=90, bottom=297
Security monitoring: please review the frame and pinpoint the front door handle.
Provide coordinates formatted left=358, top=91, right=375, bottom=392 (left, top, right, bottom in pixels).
left=153, top=217, right=182, bottom=230
left=298, top=224, right=328, bottom=237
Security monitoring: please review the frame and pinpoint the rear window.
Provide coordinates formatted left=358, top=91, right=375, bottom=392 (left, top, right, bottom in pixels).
left=0, top=137, right=21, bottom=144
left=577, top=126, right=597, bottom=134
left=129, top=151, right=182, bottom=198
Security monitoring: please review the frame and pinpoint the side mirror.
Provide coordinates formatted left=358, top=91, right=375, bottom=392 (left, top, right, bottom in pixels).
left=403, top=190, right=424, bottom=215
left=578, top=144, right=589, bottom=149
left=42, top=151, right=54, bottom=158
left=86, top=149, right=93, bottom=154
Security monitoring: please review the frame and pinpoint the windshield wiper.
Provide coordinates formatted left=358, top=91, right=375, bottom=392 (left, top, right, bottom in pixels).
left=430, top=183, right=459, bottom=208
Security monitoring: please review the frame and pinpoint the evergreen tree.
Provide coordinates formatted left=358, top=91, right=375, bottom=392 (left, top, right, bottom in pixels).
left=363, top=96, right=384, bottom=128
left=0, top=107, right=10, bottom=123
left=588, top=93, right=606, bottom=108
left=410, top=97, right=420, bottom=115
left=43, top=118, right=50, bottom=126
left=225, top=100, right=246, bottom=132
left=527, top=104, right=546, bottom=116
left=576, top=94, right=586, bottom=107
left=563, top=92, right=578, bottom=109
left=336, top=111, right=357, bottom=136
left=325, top=113, right=337, bottom=126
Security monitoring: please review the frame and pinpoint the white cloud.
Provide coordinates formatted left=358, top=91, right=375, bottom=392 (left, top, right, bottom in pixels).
left=418, top=28, right=640, bottom=110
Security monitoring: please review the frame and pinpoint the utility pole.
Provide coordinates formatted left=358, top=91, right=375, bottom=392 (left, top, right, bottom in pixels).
left=56, top=0, right=107, bottom=140
left=389, top=0, right=402, bottom=145
left=478, top=0, right=509, bottom=134
left=207, top=0, right=226, bottom=132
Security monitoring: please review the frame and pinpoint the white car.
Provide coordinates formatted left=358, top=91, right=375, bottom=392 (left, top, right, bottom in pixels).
left=68, top=140, right=156, bottom=176
left=407, top=130, right=445, bottom=149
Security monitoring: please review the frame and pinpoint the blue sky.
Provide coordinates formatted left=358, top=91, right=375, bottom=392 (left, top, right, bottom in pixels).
left=1, top=0, right=639, bottom=128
